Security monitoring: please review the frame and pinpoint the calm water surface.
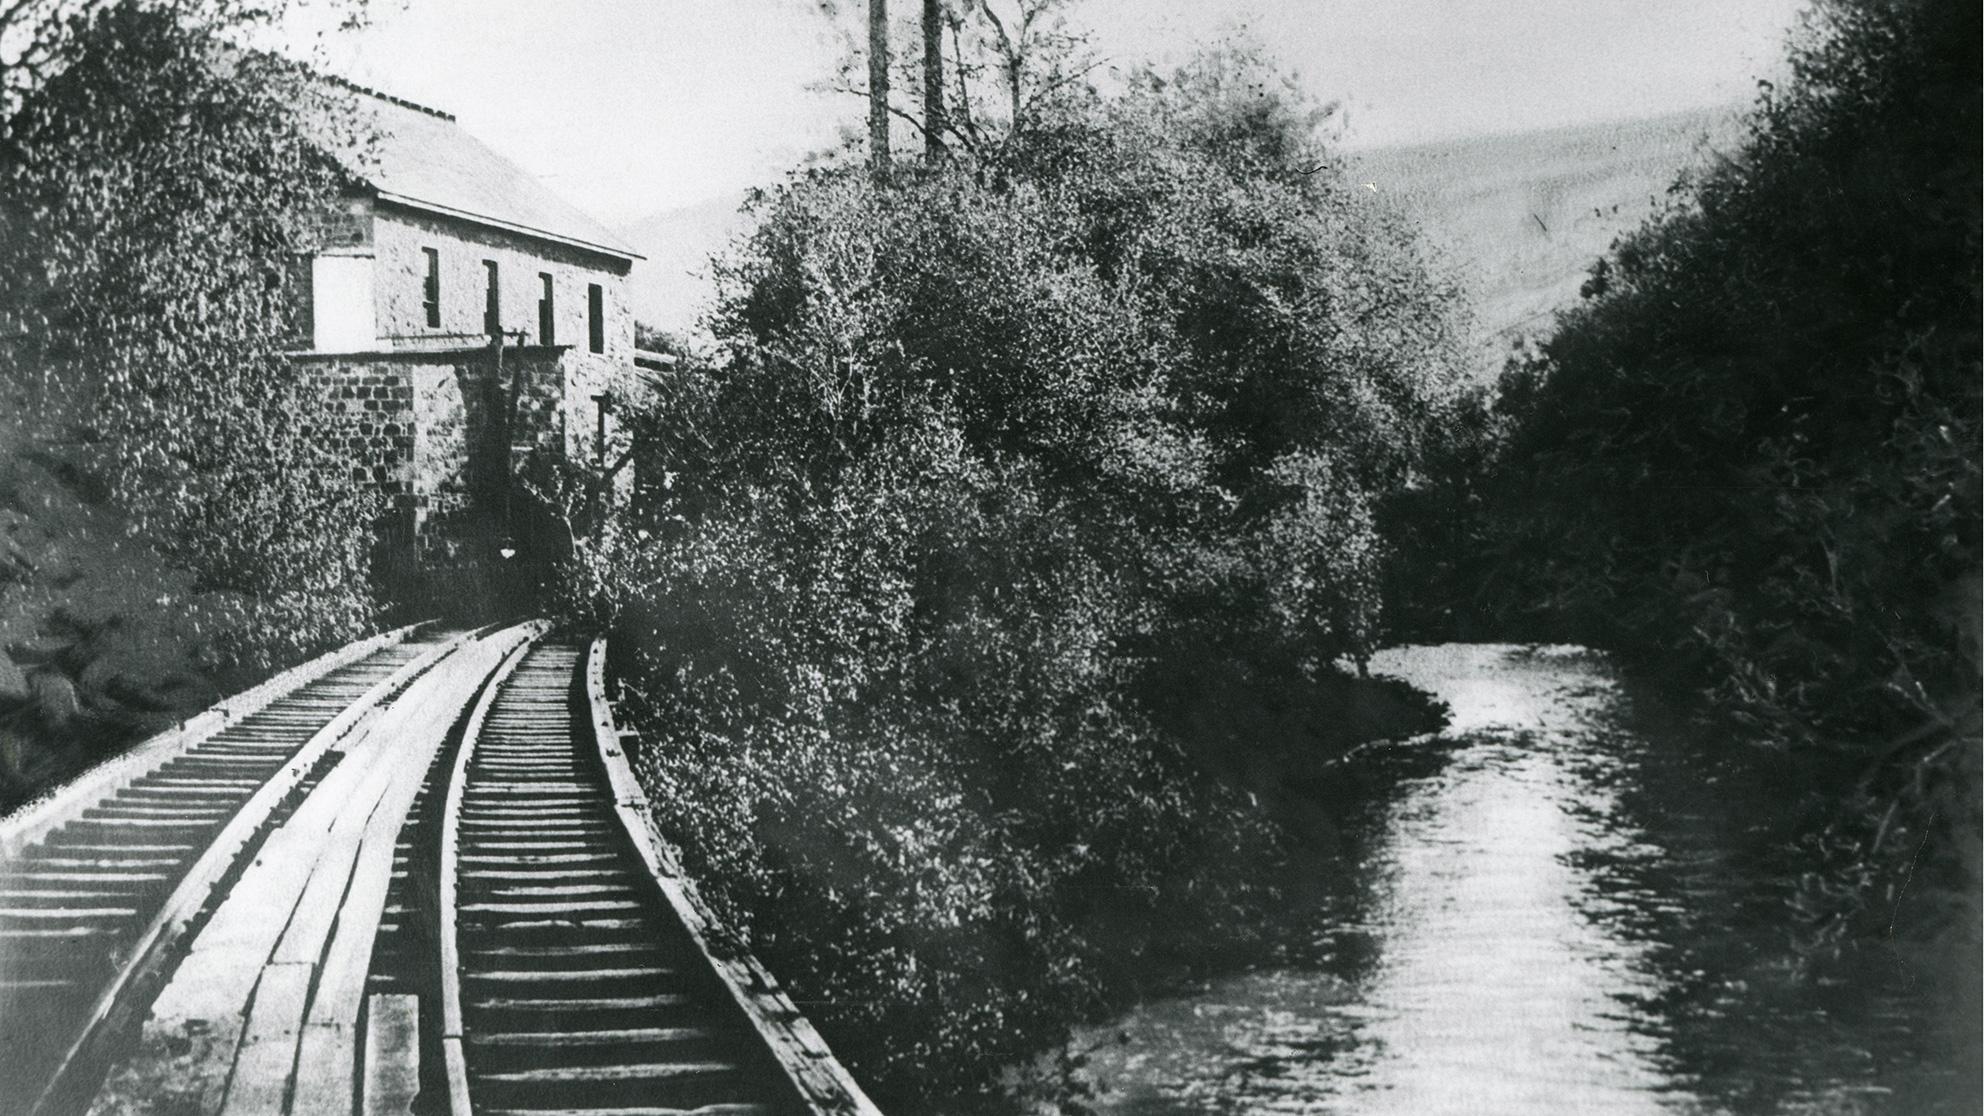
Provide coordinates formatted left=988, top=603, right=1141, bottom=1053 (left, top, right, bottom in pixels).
left=1061, top=644, right=1971, bottom=1116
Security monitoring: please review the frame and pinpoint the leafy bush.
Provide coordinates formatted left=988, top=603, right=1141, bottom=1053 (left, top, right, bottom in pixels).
left=577, top=39, right=1468, bottom=1110
left=1481, top=0, right=1979, bottom=948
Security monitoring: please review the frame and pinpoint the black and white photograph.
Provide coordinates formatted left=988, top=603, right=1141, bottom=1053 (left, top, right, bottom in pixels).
left=0, top=1, right=1977, bottom=1113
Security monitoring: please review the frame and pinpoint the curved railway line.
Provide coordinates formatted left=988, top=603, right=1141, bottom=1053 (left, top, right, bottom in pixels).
left=0, top=624, right=879, bottom=1116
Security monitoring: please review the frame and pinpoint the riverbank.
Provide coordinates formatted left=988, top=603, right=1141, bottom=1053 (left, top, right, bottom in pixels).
left=1049, top=643, right=1975, bottom=1115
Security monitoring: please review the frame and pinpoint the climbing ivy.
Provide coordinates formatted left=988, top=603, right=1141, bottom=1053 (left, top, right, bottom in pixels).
left=1, top=1, right=380, bottom=798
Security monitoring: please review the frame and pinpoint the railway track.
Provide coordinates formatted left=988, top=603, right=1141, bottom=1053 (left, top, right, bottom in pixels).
left=0, top=623, right=465, bottom=1116
left=439, top=640, right=879, bottom=1116
left=0, top=626, right=880, bottom=1116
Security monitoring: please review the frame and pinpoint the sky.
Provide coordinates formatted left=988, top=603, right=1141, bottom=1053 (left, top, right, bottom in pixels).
left=277, top=0, right=1810, bottom=227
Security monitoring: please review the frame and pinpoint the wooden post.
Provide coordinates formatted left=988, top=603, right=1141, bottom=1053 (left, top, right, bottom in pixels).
left=495, top=331, right=528, bottom=561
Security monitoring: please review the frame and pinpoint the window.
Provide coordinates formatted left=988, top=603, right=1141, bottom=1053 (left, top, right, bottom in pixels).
left=537, top=272, right=555, bottom=346
left=483, top=260, right=501, bottom=336
left=421, top=248, right=440, bottom=328
left=587, top=283, right=604, bottom=354
left=312, top=254, right=376, bottom=352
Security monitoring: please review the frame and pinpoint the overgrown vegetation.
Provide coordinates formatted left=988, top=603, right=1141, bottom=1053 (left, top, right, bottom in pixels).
left=17, top=0, right=1966, bottom=1107
left=0, top=0, right=380, bottom=804
left=560, top=28, right=1470, bottom=1110
left=1402, top=0, right=1979, bottom=963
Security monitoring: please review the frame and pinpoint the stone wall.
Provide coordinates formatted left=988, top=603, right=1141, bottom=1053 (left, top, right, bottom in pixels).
left=286, top=198, right=637, bottom=606
left=294, top=344, right=569, bottom=578
left=369, top=204, right=634, bottom=462
left=302, top=360, right=415, bottom=516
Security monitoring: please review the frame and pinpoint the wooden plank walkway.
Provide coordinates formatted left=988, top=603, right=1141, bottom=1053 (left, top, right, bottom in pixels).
left=82, top=624, right=545, bottom=1116
left=0, top=625, right=464, bottom=1116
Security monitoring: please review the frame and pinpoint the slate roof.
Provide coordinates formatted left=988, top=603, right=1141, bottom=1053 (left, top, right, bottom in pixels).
left=326, top=80, right=640, bottom=262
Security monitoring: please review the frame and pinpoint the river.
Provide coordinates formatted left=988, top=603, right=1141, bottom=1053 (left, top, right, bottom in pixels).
left=1055, top=644, right=1973, bottom=1115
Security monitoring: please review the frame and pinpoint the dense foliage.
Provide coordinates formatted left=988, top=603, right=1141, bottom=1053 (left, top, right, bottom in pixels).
left=1, top=1, right=380, bottom=797
left=569, top=41, right=1468, bottom=1111
left=1470, top=0, right=1979, bottom=951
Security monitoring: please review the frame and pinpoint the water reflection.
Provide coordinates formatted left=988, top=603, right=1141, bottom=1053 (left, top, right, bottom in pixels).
left=1063, top=644, right=1964, bottom=1115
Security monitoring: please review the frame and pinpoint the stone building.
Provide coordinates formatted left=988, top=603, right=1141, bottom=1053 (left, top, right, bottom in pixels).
left=287, top=82, right=642, bottom=583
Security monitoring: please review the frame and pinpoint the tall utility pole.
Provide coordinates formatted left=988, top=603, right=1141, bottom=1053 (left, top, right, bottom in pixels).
left=868, top=0, right=890, bottom=175
left=921, top=0, right=944, bottom=159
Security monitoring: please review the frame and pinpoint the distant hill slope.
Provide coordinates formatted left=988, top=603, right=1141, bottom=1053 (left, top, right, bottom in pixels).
left=620, top=190, right=753, bottom=336
left=622, top=106, right=1745, bottom=352
left=1349, top=105, right=1746, bottom=375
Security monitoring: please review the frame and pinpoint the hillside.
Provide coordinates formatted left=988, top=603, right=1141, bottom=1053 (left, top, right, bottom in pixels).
left=1349, top=105, right=1746, bottom=374
left=620, top=190, right=754, bottom=336
left=620, top=109, right=1743, bottom=351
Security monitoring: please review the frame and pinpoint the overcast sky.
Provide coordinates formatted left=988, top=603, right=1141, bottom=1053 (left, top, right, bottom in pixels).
left=279, top=0, right=1808, bottom=226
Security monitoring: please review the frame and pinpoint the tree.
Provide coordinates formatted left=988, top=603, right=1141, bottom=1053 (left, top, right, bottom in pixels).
left=820, top=0, right=1095, bottom=158
left=921, top=0, right=943, bottom=159
left=867, top=0, right=889, bottom=170
left=580, top=37, right=1469, bottom=1108
left=1488, top=0, right=1979, bottom=950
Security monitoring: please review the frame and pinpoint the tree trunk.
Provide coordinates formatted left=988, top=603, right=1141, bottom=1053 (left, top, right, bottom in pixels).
left=868, top=0, right=890, bottom=174
left=922, top=0, right=944, bottom=159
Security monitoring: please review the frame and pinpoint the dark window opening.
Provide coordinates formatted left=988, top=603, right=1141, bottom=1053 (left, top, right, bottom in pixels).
left=483, top=259, right=501, bottom=336
left=587, top=283, right=604, bottom=354
left=538, top=272, right=555, bottom=346
left=421, top=247, right=440, bottom=328
left=592, top=392, right=613, bottom=466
